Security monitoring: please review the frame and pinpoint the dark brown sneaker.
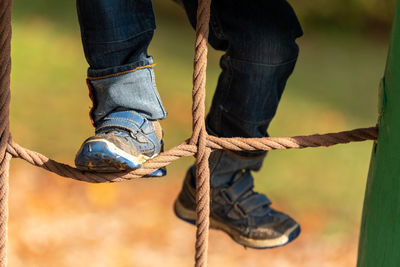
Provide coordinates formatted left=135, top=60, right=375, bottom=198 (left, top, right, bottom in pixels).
left=174, top=167, right=300, bottom=249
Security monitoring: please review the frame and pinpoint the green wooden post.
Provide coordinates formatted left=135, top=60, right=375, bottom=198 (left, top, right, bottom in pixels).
left=357, top=1, right=400, bottom=266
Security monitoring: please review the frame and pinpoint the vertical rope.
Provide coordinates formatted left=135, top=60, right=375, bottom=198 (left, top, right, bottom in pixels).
left=191, top=0, right=211, bottom=146
left=190, top=0, right=211, bottom=266
left=194, top=146, right=210, bottom=267
left=0, top=0, right=12, bottom=265
left=0, top=153, right=10, bottom=267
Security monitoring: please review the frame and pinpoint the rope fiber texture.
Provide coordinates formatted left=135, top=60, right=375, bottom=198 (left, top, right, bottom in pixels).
left=0, top=0, right=379, bottom=266
left=0, top=0, right=12, bottom=265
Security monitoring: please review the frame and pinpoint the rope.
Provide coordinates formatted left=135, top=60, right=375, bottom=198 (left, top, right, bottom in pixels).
left=190, top=0, right=212, bottom=265
left=5, top=127, right=377, bottom=184
left=7, top=139, right=197, bottom=183
left=207, top=127, right=378, bottom=151
left=0, top=0, right=379, bottom=265
left=0, top=0, right=11, bottom=265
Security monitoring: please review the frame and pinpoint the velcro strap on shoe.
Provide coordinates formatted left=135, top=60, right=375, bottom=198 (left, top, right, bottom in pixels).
left=223, top=172, right=254, bottom=203
left=238, top=194, right=271, bottom=214
left=96, top=111, right=146, bottom=134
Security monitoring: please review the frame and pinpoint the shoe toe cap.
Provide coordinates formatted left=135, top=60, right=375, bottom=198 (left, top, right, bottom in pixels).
left=75, top=139, right=144, bottom=172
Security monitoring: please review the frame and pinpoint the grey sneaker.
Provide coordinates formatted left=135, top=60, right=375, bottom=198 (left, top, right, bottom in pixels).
left=75, top=110, right=166, bottom=176
left=174, top=165, right=300, bottom=249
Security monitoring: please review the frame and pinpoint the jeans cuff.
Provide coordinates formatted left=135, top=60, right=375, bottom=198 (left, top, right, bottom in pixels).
left=208, top=150, right=266, bottom=187
left=87, top=63, right=167, bottom=125
left=87, top=57, right=155, bottom=78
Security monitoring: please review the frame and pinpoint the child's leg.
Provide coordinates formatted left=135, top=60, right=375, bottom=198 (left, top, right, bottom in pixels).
left=174, top=0, right=303, bottom=248
left=181, top=0, right=302, bottom=141
left=75, top=0, right=166, bottom=173
left=76, top=0, right=166, bottom=124
left=178, top=0, right=303, bottom=184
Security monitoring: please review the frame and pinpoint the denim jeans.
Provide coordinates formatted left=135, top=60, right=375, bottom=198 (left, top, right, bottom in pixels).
left=76, top=0, right=303, bottom=182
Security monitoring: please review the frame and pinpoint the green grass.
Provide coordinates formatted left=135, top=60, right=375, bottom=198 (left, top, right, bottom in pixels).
left=10, top=13, right=387, bottom=241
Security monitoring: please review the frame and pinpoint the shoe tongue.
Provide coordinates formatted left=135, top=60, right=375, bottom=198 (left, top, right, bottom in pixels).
left=214, top=170, right=245, bottom=190
left=231, top=170, right=246, bottom=183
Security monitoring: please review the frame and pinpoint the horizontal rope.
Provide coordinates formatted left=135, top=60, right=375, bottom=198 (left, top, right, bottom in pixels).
left=207, top=127, right=378, bottom=151
left=6, top=126, right=378, bottom=183
left=7, top=139, right=196, bottom=183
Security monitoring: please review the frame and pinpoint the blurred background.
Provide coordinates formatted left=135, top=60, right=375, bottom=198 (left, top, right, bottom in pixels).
left=8, top=0, right=393, bottom=266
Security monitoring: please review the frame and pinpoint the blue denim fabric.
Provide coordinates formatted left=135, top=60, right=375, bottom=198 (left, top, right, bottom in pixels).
left=77, top=0, right=302, bottom=166
left=77, top=0, right=167, bottom=123
left=76, top=0, right=156, bottom=75
left=87, top=66, right=166, bottom=125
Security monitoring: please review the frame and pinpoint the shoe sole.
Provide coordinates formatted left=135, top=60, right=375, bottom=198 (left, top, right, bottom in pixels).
left=75, top=139, right=153, bottom=172
left=174, top=198, right=301, bottom=249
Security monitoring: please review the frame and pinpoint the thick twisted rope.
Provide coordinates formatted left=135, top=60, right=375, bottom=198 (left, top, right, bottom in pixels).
left=207, top=127, right=378, bottom=151
left=5, top=127, right=377, bottom=183
left=0, top=0, right=379, bottom=265
left=190, top=0, right=212, bottom=265
left=0, top=0, right=11, bottom=265
left=7, top=139, right=197, bottom=183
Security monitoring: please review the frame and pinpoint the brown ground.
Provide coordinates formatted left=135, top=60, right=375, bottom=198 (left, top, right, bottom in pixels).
left=8, top=163, right=358, bottom=267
